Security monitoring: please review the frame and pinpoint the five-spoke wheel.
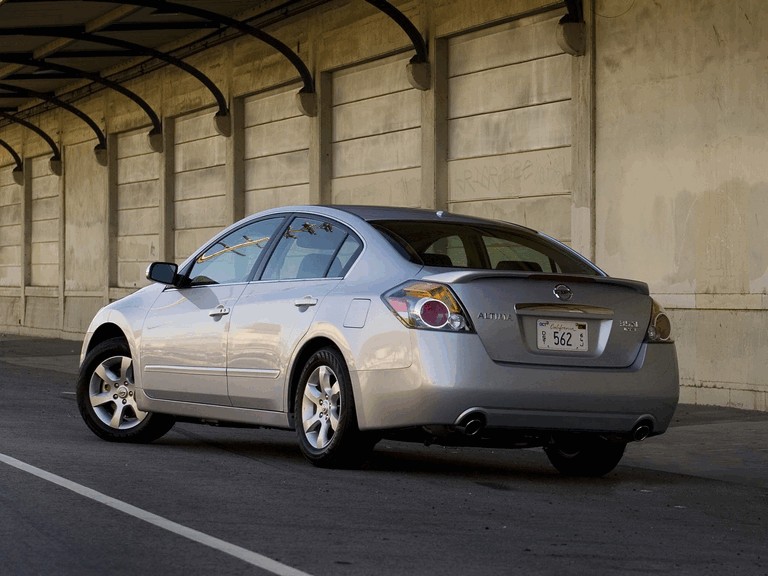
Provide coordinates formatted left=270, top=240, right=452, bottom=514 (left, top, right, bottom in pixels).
left=301, top=364, right=342, bottom=451
left=294, top=347, right=375, bottom=467
left=88, top=354, right=146, bottom=430
left=77, top=338, right=174, bottom=443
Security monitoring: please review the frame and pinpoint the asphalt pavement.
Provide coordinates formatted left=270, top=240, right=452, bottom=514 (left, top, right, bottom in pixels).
left=2, top=333, right=768, bottom=489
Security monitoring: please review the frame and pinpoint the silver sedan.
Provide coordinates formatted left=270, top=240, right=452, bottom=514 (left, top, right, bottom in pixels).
left=77, top=205, right=679, bottom=476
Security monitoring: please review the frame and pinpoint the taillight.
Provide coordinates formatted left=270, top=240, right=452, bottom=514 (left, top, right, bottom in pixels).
left=383, top=281, right=473, bottom=332
left=418, top=299, right=450, bottom=328
left=646, top=298, right=673, bottom=343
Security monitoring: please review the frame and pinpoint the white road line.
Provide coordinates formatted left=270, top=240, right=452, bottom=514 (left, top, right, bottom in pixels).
left=0, top=452, right=313, bottom=576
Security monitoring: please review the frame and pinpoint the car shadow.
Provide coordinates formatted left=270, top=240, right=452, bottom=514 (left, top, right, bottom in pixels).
left=156, top=423, right=681, bottom=487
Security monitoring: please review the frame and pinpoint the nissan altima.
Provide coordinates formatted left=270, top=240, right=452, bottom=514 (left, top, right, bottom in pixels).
left=77, top=205, right=679, bottom=476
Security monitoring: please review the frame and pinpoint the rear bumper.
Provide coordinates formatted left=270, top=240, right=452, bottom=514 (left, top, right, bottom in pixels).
left=352, top=331, right=679, bottom=436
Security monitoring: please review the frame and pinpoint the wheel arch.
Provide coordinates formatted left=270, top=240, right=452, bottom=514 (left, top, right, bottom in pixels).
left=287, top=336, right=346, bottom=426
left=87, top=322, right=129, bottom=354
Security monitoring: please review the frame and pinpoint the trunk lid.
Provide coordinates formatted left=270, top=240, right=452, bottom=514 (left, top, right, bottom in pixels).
left=437, top=271, right=651, bottom=368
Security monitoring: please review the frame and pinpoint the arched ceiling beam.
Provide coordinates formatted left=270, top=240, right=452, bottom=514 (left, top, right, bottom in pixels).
left=0, top=82, right=107, bottom=165
left=0, top=110, right=61, bottom=175
left=0, top=138, right=22, bottom=167
left=0, top=54, right=163, bottom=152
left=6, top=0, right=318, bottom=116
left=363, top=0, right=430, bottom=90
left=0, top=26, right=231, bottom=135
left=0, top=137, right=24, bottom=185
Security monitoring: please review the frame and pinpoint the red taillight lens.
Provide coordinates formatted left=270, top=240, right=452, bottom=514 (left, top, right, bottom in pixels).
left=417, top=298, right=450, bottom=328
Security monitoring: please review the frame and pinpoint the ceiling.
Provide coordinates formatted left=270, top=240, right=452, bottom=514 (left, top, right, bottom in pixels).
left=0, top=0, right=327, bottom=139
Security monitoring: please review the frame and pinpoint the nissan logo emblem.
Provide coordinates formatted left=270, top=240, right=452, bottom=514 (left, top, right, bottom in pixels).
left=553, top=284, right=573, bottom=301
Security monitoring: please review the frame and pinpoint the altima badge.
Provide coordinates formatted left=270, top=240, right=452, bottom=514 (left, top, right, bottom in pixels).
left=553, top=284, right=573, bottom=301
left=477, top=312, right=514, bottom=321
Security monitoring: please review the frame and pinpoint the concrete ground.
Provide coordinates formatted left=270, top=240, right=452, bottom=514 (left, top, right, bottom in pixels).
left=2, top=333, right=768, bottom=488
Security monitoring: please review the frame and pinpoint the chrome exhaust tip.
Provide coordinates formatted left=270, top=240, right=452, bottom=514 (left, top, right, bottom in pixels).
left=463, top=418, right=484, bottom=436
left=456, top=412, right=486, bottom=437
left=631, top=421, right=653, bottom=442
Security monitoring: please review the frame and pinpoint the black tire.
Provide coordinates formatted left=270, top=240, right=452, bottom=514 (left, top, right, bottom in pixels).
left=544, top=436, right=626, bottom=477
left=76, top=337, right=175, bottom=443
left=294, top=347, right=375, bottom=468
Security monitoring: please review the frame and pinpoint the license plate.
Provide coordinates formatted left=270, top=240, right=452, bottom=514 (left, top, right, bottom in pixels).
left=536, top=319, right=588, bottom=351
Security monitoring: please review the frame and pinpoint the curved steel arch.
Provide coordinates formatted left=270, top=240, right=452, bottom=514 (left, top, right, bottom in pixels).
left=0, top=54, right=163, bottom=152
left=6, top=0, right=317, bottom=116
left=363, top=0, right=427, bottom=63
left=0, top=138, right=22, bottom=167
left=0, top=26, right=231, bottom=134
left=0, top=137, right=24, bottom=184
left=0, top=110, right=61, bottom=175
left=0, top=82, right=108, bottom=164
left=363, top=0, right=430, bottom=90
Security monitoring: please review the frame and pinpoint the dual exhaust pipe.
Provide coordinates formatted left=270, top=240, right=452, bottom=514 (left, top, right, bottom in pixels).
left=454, top=413, right=654, bottom=442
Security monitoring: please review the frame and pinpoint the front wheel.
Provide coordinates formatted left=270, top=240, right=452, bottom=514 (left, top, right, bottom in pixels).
left=294, top=347, right=375, bottom=468
left=544, top=436, right=626, bottom=477
left=76, top=337, right=175, bottom=443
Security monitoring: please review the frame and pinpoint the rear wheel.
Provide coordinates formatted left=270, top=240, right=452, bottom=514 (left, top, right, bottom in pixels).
left=544, top=436, right=626, bottom=477
left=294, top=347, right=375, bottom=468
left=76, top=337, right=175, bottom=443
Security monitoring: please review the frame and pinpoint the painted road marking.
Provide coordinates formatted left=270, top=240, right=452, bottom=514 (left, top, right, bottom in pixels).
left=0, top=452, right=312, bottom=576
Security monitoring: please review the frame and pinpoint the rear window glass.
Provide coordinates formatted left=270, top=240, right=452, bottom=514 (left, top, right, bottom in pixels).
left=372, top=220, right=599, bottom=276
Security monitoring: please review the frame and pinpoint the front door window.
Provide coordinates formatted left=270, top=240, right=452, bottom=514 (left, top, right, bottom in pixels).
left=188, top=217, right=284, bottom=286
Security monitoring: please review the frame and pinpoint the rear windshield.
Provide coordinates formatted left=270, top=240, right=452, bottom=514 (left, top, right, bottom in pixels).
left=371, top=220, right=600, bottom=276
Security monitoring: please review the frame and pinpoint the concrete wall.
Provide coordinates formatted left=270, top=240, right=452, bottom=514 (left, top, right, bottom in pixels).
left=0, top=163, right=22, bottom=327
left=595, top=0, right=768, bottom=410
left=116, top=128, right=163, bottom=289
left=63, top=139, right=107, bottom=333
left=244, top=89, right=311, bottom=213
left=331, top=54, right=422, bottom=207
left=0, top=165, right=21, bottom=289
left=446, top=16, right=573, bottom=240
left=0, top=0, right=766, bottom=411
left=174, top=108, right=230, bottom=259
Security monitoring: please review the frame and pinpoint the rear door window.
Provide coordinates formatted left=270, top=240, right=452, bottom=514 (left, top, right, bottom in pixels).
left=261, top=217, right=362, bottom=280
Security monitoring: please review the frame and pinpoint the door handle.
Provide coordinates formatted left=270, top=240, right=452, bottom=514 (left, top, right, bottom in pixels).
left=209, top=305, right=231, bottom=317
left=294, top=296, right=318, bottom=307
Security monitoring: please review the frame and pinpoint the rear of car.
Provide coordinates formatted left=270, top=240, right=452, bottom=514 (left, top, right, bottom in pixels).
left=344, top=210, right=678, bottom=474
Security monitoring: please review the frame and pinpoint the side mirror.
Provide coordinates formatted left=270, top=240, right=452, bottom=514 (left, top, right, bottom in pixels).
left=146, top=262, right=179, bottom=285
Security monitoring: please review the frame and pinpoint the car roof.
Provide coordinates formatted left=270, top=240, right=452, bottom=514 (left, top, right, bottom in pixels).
left=245, top=205, right=539, bottom=237
left=330, top=205, right=534, bottom=231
